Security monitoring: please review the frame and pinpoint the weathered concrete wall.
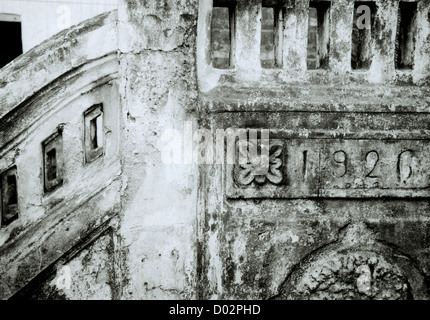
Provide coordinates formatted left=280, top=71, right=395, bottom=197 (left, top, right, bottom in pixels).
left=117, top=0, right=199, bottom=299
left=197, top=0, right=430, bottom=300
left=1, top=0, right=430, bottom=301
left=197, top=97, right=430, bottom=299
left=14, top=229, right=117, bottom=300
left=0, top=11, right=123, bottom=300
left=198, top=0, right=430, bottom=91
left=0, top=1, right=200, bottom=299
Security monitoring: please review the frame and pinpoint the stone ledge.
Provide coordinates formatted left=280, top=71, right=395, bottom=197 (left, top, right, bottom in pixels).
left=201, top=84, right=430, bottom=113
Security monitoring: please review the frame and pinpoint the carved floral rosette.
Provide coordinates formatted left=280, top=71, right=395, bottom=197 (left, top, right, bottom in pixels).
left=234, top=140, right=284, bottom=187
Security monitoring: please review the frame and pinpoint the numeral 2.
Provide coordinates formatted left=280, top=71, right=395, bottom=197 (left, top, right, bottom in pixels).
left=365, top=150, right=379, bottom=178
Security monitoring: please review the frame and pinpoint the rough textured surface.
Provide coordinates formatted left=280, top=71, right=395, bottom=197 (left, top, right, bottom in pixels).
left=196, top=0, right=430, bottom=300
left=117, top=0, right=199, bottom=300
left=15, top=231, right=116, bottom=300
left=197, top=0, right=430, bottom=91
left=1, top=0, right=430, bottom=300
left=0, top=11, right=122, bottom=300
left=276, top=224, right=427, bottom=300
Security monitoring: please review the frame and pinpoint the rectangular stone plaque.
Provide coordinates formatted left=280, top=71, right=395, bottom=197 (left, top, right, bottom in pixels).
left=226, top=139, right=430, bottom=199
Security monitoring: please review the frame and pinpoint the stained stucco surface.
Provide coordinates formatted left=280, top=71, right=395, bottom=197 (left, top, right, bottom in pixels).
left=1, top=0, right=430, bottom=300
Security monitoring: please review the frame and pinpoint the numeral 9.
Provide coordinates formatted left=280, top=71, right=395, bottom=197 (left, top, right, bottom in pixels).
left=333, top=150, right=347, bottom=177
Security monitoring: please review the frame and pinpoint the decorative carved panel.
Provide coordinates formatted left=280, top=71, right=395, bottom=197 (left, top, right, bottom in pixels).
left=227, top=139, right=430, bottom=199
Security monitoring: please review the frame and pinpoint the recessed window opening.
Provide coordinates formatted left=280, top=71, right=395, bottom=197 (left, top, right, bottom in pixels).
left=307, top=1, right=331, bottom=70
left=0, top=14, right=23, bottom=69
left=43, top=131, right=63, bottom=193
left=84, top=104, right=104, bottom=163
left=211, top=1, right=235, bottom=69
left=90, top=116, right=103, bottom=150
left=351, top=2, right=376, bottom=70
left=1, top=166, right=19, bottom=227
left=46, top=149, right=57, bottom=181
left=395, top=1, right=417, bottom=70
left=261, top=2, right=283, bottom=68
left=6, top=175, right=17, bottom=205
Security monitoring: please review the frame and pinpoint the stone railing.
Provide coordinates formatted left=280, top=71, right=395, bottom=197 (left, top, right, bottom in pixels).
left=197, top=0, right=430, bottom=91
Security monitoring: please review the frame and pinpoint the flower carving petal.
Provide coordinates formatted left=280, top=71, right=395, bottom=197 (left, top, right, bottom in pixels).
left=235, top=140, right=284, bottom=187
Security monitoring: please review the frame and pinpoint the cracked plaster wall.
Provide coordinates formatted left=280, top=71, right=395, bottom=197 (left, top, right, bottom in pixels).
left=1, top=0, right=430, bottom=301
left=116, top=0, right=199, bottom=299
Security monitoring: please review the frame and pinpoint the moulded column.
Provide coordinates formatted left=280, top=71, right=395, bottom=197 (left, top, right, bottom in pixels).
left=367, top=0, right=397, bottom=83
left=235, top=0, right=262, bottom=81
left=196, top=0, right=215, bottom=91
left=281, top=0, right=308, bottom=82
left=329, top=0, right=354, bottom=76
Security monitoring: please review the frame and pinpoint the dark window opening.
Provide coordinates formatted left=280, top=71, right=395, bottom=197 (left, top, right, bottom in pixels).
left=1, top=167, right=18, bottom=227
left=90, top=117, right=99, bottom=149
left=84, top=104, right=104, bottom=163
left=395, top=1, right=417, bottom=70
left=211, top=1, right=235, bottom=69
left=0, top=20, right=23, bottom=69
left=351, top=2, right=376, bottom=70
left=46, top=149, right=57, bottom=181
left=6, top=175, right=17, bottom=205
left=261, top=3, right=283, bottom=68
left=43, top=132, right=63, bottom=193
left=307, top=1, right=331, bottom=70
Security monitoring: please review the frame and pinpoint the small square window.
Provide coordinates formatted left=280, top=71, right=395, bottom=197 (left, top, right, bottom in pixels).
left=84, top=104, right=104, bottom=163
left=0, top=166, right=19, bottom=228
left=43, top=131, right=64, bottom=193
